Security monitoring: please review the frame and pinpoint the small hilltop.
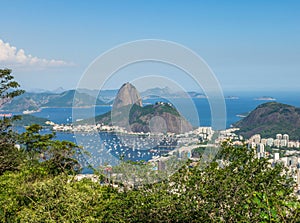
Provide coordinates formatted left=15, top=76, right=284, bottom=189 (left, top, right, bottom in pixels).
left=234, top=102, right=300, bottom=140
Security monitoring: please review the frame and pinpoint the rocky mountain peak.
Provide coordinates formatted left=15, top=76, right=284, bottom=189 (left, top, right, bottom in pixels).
left=112, top=82, right=142, bottom=109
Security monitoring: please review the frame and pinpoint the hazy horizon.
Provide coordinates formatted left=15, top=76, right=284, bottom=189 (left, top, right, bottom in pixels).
left=26, top=85, right=300, bottom=96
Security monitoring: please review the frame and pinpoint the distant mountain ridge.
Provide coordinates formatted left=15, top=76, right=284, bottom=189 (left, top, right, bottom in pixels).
left=77, top=89, right=118, bottom=103
left=0, top=90, right=106, bottom=111
left=1, top=86, right=206, bottom=112
left=141, top=87, right=206, bottom=99
left=44, top=90, right=105, bottom=107
left=141, top=87, right=173, bottom=98
left=234, top=102, right=300, bottom=140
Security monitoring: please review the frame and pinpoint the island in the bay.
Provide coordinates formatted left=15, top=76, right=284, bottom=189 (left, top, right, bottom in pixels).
left=254, top=96, right=276, bottom=101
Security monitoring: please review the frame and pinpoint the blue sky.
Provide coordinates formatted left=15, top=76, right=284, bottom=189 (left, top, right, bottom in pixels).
left=0, top=0, right=299, bottom=92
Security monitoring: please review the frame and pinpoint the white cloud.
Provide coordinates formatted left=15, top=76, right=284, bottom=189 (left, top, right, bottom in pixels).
left=0, top=39, right=73, bottom=69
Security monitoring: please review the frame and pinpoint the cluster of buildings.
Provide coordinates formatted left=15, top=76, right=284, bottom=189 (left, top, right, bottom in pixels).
left=47, top=121, right=130, bottom=133
left=217, top=128, right=243, bottom=143
left=47, top=120, right=215, bottom=140
left=233, top=132, right=300, bottom=194
left=249, top=133, right=300, bottom=149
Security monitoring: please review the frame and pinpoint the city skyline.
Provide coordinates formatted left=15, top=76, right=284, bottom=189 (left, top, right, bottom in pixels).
left=0, top=0, right=299, bottom=92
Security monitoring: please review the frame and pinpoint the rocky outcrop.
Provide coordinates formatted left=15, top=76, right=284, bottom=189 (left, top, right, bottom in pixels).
left=112, top=82, right=142, bottom=109
left=90, top=82, right=193, bottom=134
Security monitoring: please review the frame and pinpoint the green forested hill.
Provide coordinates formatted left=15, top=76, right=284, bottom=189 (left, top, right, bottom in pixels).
left=234, top=102, right=300, bottom=140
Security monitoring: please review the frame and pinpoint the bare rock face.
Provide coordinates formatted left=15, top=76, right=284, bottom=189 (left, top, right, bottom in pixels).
left=112, top=82, right=142, bottom=109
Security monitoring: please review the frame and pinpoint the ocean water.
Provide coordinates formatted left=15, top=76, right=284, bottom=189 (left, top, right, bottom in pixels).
left=32, top=105, right=112, bottom=125
left=23, top=95, right=300, bottom=128
left=10, top=94, right=300, bottom=169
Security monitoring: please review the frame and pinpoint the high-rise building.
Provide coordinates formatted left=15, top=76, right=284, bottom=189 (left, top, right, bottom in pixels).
left=288, top=141, right=295, bottom=148
left=249, top=142, right=256, bottom=149
left=250, top=134, right=261, bottom=144
left=274, top=153, right=280, bottom=161
left=276, top=134, right=283, bottom=140
left=273, top=139, right=280, bottom=148
left=256, top=144, right=265, bottom=158
left=283, top=134, right=289, bottom=141
left=267, top=138, right=274, bottom=147
left=280, top=139, right=288, bottom=147
left=257, top=143, right=265, bottom=153
left=261, top=138, right=267, bottom=145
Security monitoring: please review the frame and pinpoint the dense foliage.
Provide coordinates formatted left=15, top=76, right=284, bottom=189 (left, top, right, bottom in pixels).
left=1, top=141, right=299, bottom=222
left=0, top=69, right=299, bottom=222
left=0, top=68, right=25, bottom=174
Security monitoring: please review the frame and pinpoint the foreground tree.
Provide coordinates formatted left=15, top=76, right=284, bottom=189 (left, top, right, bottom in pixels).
left=19, top=124, right=84, bottom=175
left=0, top=69, right=25, bottom=174
left=0, top=68, right=84, bottom=176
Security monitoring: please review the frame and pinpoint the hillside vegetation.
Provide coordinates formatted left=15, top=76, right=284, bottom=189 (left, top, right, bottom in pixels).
left=234, top=102, right=300, bottom=140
